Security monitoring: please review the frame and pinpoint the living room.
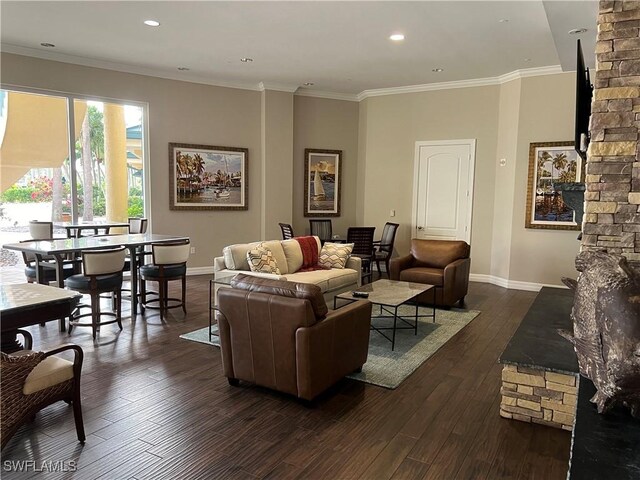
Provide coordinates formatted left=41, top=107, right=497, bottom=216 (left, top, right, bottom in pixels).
left=2, top=1, right=639, bottom=479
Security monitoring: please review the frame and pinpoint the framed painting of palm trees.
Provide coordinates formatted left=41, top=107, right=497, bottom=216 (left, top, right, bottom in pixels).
left=169, top=143, right=248, bottom=210
left=304, top=149, right=342, bottom=217
left=525, top=141, right=581, bottom=230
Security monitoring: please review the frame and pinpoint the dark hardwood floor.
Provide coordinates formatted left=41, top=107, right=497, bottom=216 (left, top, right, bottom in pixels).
left=2, top=277, right=571, bottom=479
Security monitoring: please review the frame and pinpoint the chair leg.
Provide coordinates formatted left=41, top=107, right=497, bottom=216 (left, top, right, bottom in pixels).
left=385, top=259, right=391, bottom=278
left=159, top=280, right=165, bottom=320
left=140, top=278, right=146, bottom=313
left=72, top=389, right=85, bottom=443
left=90, top=292, right=99, bottom=339
left=375, top=259, right=382, bottom=279
left=116, top=289, right=123, bottom=330
left=181, top=275, right=187, bottom=315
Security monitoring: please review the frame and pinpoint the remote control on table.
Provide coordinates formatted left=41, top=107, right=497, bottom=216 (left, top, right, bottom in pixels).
left=352, top=291, right=369, bottom=298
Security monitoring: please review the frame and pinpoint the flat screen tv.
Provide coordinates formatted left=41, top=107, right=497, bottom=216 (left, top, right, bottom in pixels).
left=575, top=39, right=593, bottom=161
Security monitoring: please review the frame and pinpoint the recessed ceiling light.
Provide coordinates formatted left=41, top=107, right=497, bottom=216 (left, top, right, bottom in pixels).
left=304, top=82, right=314, bottom=86
left=389, top=34, right=405, bottom=42
left=40, top=42, right=55, bottom=48
left=432, top=68, right=444, bottom=73
left=240, top=57, right=253, bottom=63
left=498, top=19, right=509, bottom=23
left=569, top=28, right=588, bottom=35
left=144, top=20, right=160, bottom=27
left=177, top=67, right=190, bottom=71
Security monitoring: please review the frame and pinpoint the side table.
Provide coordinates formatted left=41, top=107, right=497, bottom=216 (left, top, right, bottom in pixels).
left=208, top=275, right=236, bottom=342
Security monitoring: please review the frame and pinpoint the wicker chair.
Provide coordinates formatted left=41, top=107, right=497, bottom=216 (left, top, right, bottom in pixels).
left=279, top=223, right=294, bottom=240
left=1, top=343, right=85, bottom=450
left=347, top=227, right=376, bottom=284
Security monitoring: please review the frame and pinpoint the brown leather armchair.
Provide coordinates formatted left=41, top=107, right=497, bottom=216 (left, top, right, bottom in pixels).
left=389, top=239, right=470, bottom=308
left=217, top=274, right=372, bottom=401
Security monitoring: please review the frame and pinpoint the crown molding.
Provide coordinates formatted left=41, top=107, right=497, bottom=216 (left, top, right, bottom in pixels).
left=356, top=65, right=565, bottom=101
left=258, top=81, right=299, bottom=93
left=3, top=45, right=566, bottom=103
left=294, top=89, right=359, bottom=102
left=1, top=44, right=263, bottom=92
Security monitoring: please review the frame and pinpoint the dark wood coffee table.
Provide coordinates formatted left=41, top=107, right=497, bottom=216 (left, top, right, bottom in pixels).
left=334, top=279, right=435, bottom=350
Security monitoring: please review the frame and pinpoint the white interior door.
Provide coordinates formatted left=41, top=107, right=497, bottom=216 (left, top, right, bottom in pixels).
left=413, top=140, right=475, bottom=242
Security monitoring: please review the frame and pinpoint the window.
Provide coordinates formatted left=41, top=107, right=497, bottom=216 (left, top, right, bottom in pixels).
left=0, top=88, right=147, bottom=244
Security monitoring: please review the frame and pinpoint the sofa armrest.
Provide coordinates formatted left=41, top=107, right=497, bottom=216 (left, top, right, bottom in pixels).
left=213, top=256, right=226, bottom=272
left=345, top=256, right=362, bottom=286
left=442, top=257, right=471, bottom=305
left=295, top=300, right=372, bottom=400
left=389, top=254, right=414, bottom=280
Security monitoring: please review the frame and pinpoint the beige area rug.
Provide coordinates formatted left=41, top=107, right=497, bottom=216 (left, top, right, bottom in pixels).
left=347, top=305, right=480, bottom=389
left=180, top=306, right=480, bottom=390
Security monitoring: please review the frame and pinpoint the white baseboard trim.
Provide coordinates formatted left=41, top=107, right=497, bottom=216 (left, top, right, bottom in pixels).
left=187, top=266, right=214, bottom=276
left=469, top=274, right=567, bottom=292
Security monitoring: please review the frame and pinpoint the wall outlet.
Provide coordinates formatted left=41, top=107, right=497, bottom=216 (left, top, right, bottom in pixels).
left=190, top=247, right=196, bottom=254
left=390, top=209, right=396, bottom=217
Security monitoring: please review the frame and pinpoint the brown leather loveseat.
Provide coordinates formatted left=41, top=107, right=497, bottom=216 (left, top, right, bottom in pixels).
left=217, top=274, right=372, bottom=401
left=389, top=239, right=470, bottom=308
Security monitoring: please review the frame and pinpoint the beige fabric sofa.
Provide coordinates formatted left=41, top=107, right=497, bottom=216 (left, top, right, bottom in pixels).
left=213, top=236, right=361, bottom=304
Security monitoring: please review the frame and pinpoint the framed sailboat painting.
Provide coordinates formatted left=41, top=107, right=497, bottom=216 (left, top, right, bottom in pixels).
left=304, top=149, right=342, bottom=217
left=169, top=143, right=248, bottom=211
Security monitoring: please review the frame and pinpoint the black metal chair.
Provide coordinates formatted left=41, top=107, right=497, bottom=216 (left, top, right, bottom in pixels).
left=65, top=247, right=126, bottom=339
left=347, top=227, right=376, bottom=284
left=373, top=222, right=399, bottom=278
left=279, top=223, right=294, bottom=240
left=309, top=219, right=332, bottom=244
left=140, top=240, right=190, bottom=320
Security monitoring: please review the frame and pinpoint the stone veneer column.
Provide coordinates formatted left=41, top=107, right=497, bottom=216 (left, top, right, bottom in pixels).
left=583, top=0, right=640, bottom=259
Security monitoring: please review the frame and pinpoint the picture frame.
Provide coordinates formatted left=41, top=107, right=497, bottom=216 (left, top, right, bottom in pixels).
left=169, top=143, right=248, bottom=211
left=304, top=149, right=342, bottom=217
left=525, top=141, right=581, bottom=230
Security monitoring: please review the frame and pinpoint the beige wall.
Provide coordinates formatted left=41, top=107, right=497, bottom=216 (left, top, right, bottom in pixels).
left=358, top=86, right=501, bottom=276
left=508, top=73, right=581, bottom=285
left=292, top=96, right=359, bottom=237
left=358, top=74, right=580, bottom=286
left=261, top=90, right=294, bottom=240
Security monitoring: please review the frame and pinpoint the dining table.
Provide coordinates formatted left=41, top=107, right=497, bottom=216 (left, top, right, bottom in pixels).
left=1, top=283, right=82, bottom=352
left=2, top=233, right=190, bottom=317
left=55, top=221, right=130, bottom=238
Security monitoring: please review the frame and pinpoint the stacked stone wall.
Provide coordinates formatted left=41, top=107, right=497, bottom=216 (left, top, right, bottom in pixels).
left=583, top=0, right=640, bottom=259
left=500, top=365, right=577, bottom=430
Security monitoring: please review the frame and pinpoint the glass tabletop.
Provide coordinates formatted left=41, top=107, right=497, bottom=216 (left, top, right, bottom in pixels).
left=1, top=284, right=81, bottom=312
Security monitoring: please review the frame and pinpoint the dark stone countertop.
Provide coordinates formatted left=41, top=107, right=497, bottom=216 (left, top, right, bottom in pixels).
left=569, top=378, right=640, bottom=480
left=499, top=287, right=579, bottom=374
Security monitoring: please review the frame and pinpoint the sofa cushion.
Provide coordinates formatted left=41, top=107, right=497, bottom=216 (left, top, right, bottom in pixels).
left=230, top=273, right=328, bottom=319
left=247, top=244, right=281, bottom=275
left=410, top=240, right=470, bottom=269
left=326, top=269, right=359, bottom=291
left=223, top=240, right=289, bottom=274
left=318, top=243, right=354, bottom=269
left=281, top=271, right=329, bottom=293
left=399, top=267, right=444, bottom=286
left=281, top=239, right=304, bottom=273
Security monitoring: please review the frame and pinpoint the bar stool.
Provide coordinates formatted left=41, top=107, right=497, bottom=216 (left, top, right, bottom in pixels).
left=65, top=247, right=126, bottom=339
left=140, top=240, right=190, bottom=320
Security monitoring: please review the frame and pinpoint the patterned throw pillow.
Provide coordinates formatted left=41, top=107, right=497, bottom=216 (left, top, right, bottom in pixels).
left=246, top=243, right=281, bottom=274
left=318, top=243, right=354, bottom=269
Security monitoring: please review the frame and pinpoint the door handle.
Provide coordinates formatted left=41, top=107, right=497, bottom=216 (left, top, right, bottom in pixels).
left=417, top=226, right=424, bottom=230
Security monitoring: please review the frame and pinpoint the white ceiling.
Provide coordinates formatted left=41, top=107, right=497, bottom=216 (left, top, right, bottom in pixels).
left=0, top=1, right=598, bottom=98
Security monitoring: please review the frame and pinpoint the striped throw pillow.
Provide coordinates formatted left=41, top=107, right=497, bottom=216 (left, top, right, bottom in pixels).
left=318, top=243, right=354, bottom=269
left=246, top=243, right=281, bottom=275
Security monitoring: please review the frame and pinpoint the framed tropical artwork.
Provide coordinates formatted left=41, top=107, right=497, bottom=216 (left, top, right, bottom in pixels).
left=525, top=141, right=581, bottom=230
left=303, top=149, right=342, bottom=217
left=169, top=143, right=248, bottom=210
